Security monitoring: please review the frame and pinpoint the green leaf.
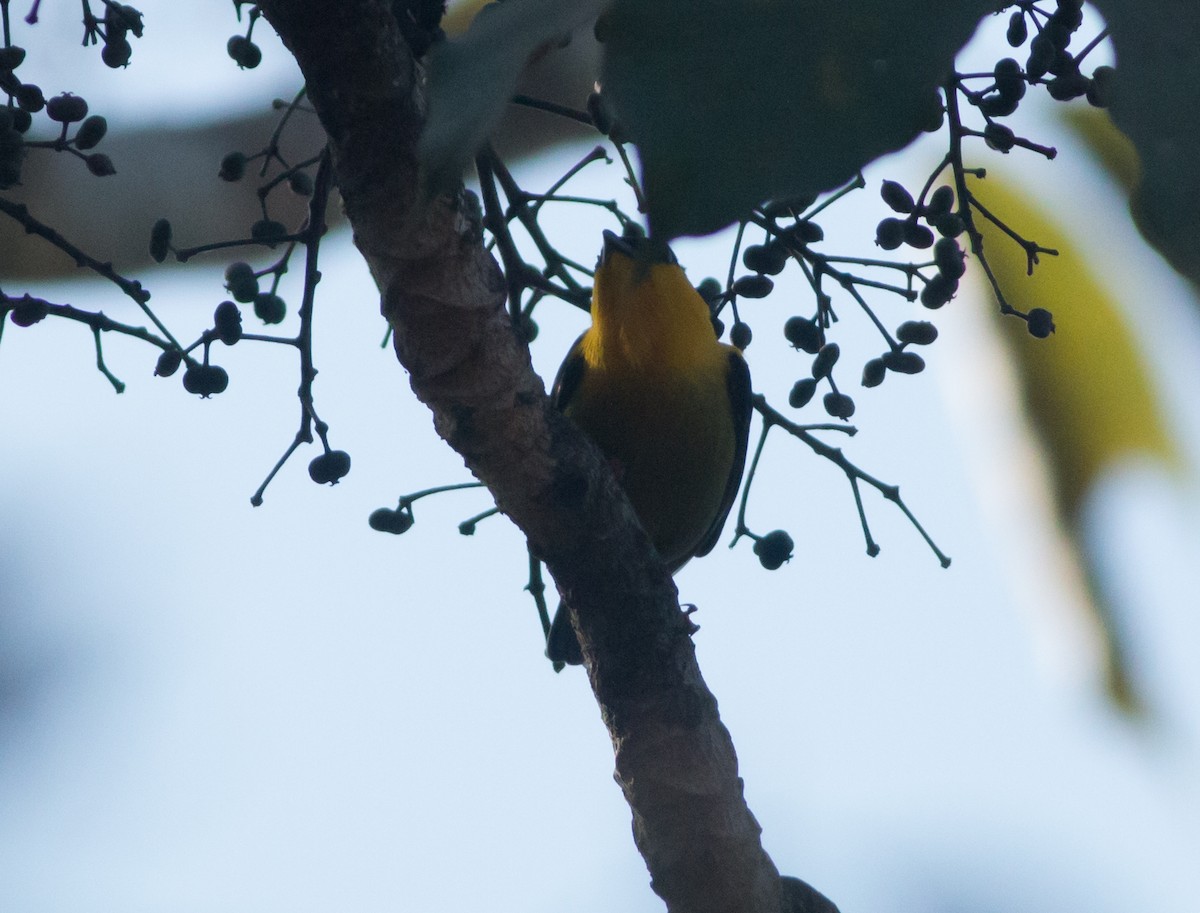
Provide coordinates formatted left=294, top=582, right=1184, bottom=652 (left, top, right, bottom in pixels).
left=419, top=0, right=610, bottom=196
left=599, top=0, right=999, bottom=239
left=1090, top=0, right=1200, bottom=287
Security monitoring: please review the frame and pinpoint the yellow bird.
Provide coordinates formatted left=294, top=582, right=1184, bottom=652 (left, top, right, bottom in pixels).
left=546, top=229, right=753, bottom=665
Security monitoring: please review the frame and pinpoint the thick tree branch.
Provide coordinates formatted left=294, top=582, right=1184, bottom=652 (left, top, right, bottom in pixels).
left=257, top=3, right=819, bottom=911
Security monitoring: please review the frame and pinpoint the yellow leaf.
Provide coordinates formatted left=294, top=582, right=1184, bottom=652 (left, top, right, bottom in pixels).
left=972, top=176, right=1181, bottom=714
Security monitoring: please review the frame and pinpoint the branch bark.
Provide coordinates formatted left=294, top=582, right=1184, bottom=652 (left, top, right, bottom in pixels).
left=258, top=3, right=826, bottom=911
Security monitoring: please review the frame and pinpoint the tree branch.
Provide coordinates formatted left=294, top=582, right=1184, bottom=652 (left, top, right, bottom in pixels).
left=257, top=3, right=811, bottom=911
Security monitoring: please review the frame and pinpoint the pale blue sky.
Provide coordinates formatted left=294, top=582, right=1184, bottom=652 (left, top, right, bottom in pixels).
left=2, top=5, right=1199, bottom=912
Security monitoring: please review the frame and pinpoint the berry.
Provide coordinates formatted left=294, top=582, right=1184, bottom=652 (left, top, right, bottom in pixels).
left=74, top=115, right=107, bottom=150
left=742, top=243, right=787, bottom=276
left=1027, top=307, right=1055, bottom=338
left=250, top=219, right=288, bottom=243
left=753, top=530, right=794, bottom=570
left=309, top=450, right=351, bottom=485
left=933, top=237, right=966, bottom=280
left=881, top=350, right=925, bottom=374
left=730, top=321, right=752, bottom=350
left=880, top=180, right=915, bottom=213
left=733, top=274, right=774, bottom=299
left=875, top=217, right=905, bottom=250
left=932, top=213, right=965, bottom=239
left=369, top=507, right=413, bottom=535
left=46, top=92, right=88, bottom=124
left=983, top=122, right=1015, bottom=152
left=227, top=35, right=263, bottom=69
left=811, top=342, right=840, bottom=379
left=182, top=364, right=229, bottom=397
left=214, top=300, right=243, bottom=345
left=823, top=391, right=855, bottom=419
left=14, top=83, right=45, bottom=113
left=861, top=358, right=886, bottom=388
left=1088, top=66, right=1115, bottom=108
left=149, top=218, right=172, bottom=263
left=101, top=36, right=132, bottom=68
left=1006, top=10, right=1028, bottom=47
left=920, top=273, right=957, bottom=309
left=224, top=261, right=259, bottom=302
left=154, top=349, right=182, bottom=377
left=251, top=292, right=285, bottom=324
left=10, top=298, right=48, bottom=326
left=896, top=320, right=938, bottom=346
left=903, top=221, right=935, bottom=249
left=84, top=153, right=116, bottom=177
left=783, top=316, right=822, bottom=354
left=788, top=378, right=817, bottom=409
left=0, top=46, right=27, bottom=71
left=784, top=219, right=824, bottom=245
left=925, top=186, right=955, bottom=219
left=219, top=152, right=247, bottom=182
left=696, top=277, right=724, bottom=306
left=288, top=171, right=314, bottom=196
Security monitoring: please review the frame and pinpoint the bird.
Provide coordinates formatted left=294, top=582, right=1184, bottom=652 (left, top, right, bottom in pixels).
left=545, top=228, right=753, bottom=665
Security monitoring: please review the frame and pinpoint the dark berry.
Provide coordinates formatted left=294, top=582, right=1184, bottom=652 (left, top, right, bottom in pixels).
left=46, top=92, right=88, bottom=123
left=696, top=277, right=723, bottom=306
left=733, top=274, right=774, bottom=299
left=896, top=320, right=939, bottom=346
left=288, top=171, right=314, bottom=196
left=309, top=450, right=352, bottom=485
left=1088, top=66, right=1115, bottom=108
left=920, top=273, right=957, bottom=309
left=219, top=151, right=247, bottom=182
left=983, top=122, right=1015, bottom=152
left=730, top=321, right=752, bottom=350
left=224, top=261, right=259, bottom=302
left=783, top=316, right=822, bottom=354
left=250, top=219, right=288, bottom=243
left=753, top=530, right=794, bottom=570
left=875, top=217, right=906, bottom=250
left=861, top=358, right=886, bottom=388
left=933, top=237, right=966, bottom=280
left=101, top=37, right=132, bottom=68
left=881, top=350, right=926, bottom=374
left=369, top=507, right=413, bottom=535
left=214, top=300, right=243, bottom=345
left=227, top=35, right=263, bottom=69
left=84, top=153, right=116, bottom=177
left=903, top=221, right=935, bottom=249
left=811, top=342, right=840, bottom=379
left=1006, top=10, right=1028, bottom=47
left=1027, top=307, right=1055, bottom=338
left=823, top=391, right=855, bottom=419
left=788, top=378, right=817, bottom=409
left=14, top=83, right=44, bottom=113
left=182, top=364, right=229, bottom=397
left=742, top=243, right=787, bottom=276
left=74, top=115, right=107, bottom=150
left=10, top=298, right=48, bottom=326
left=154, top=349, right=182, bottom=377
left=880, top=180, right=915, bottom=214
left=925, top=186, right=955, bottom=219
left=149, top=218, right=172, bottom=263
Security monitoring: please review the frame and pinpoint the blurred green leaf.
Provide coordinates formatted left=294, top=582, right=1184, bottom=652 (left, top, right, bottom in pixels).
left=600, top=0, right=999, bottom=239
left=1090, top=0, right=1200, bottom=287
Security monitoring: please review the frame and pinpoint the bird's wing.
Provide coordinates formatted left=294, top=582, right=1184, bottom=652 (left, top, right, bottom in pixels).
left=693, top=349, right=753, bottom=558
left=551, top=332, right=588, bottom=412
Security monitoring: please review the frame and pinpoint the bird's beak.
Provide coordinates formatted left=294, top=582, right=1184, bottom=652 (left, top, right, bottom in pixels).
left=600, top=229, right=638, bottom=266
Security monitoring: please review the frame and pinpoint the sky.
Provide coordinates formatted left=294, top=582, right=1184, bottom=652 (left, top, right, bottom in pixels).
left=2, top=4, right=1200, bottom=913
